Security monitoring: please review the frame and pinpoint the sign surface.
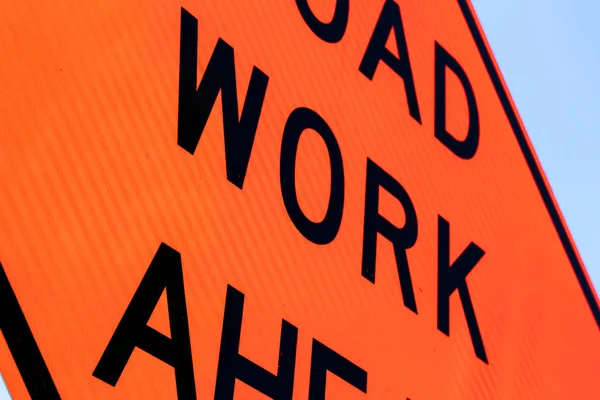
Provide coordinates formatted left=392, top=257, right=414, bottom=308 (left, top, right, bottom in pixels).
left=1, top=0, right=599, bottom=399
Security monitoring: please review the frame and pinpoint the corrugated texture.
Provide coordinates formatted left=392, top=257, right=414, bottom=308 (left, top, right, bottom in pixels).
left=1, top=0, right=598, bottom=398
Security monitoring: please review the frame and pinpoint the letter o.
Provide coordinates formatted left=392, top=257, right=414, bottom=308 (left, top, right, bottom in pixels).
left=280, top=107, right=345, bottom=245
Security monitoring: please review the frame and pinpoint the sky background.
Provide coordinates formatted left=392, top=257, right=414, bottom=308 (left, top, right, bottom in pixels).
left=1, top=1, right=598, bottom=398
left=471, top=0, right=600, bottom=293
left=0, top=375, right=7, bottom=400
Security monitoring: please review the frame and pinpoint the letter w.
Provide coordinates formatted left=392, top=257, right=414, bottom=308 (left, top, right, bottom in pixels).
left=177, top=8, right=269, bottom=189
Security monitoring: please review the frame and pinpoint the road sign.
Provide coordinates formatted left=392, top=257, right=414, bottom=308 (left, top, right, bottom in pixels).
left=1, top=0, right=599, bottom=399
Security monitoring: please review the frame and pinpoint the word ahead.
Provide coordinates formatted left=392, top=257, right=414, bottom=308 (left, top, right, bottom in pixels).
left=94, top=244, right=367, bottom=400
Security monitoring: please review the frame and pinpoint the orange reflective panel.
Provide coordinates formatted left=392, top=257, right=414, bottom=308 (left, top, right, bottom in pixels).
left=1, top=0, right=599, bottom=399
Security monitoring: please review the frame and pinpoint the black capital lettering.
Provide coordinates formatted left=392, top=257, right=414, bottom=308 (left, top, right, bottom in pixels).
left=359, top=0, right=421, bottom=124
left=362, top=158, right=419, bottom=314
left=280, top=107, right=345, bottom=245
left=295, top=0, right=349, bottom=43
left=434, top=42, right=479, bottom=160
left=214, top=285, right=298, bottom=399
left=177, top=8, right=269, bottom=189
left=308, top=339, right=367, bottom=399
left=1, top=262, right=61, bottom=399
left=93, top=243, right=196, bottom=399
left=437, top=216, right=488, bottom=363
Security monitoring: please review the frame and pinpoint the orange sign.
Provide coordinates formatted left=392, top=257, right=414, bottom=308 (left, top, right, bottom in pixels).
left=1, top=0, right=599, bottom=399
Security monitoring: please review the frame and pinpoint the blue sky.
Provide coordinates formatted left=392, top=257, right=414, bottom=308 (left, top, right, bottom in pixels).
left=1, top=1, right=598, bottom=399
left=0, top=375, right=7, bottom=400
left=472, top=0, right=600, bottom=293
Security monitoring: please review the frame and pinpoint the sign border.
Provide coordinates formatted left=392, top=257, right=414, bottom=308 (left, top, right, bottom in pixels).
left=1, top=1, right=599, bottom=398
left=457, top=0, right=600, bottom=325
